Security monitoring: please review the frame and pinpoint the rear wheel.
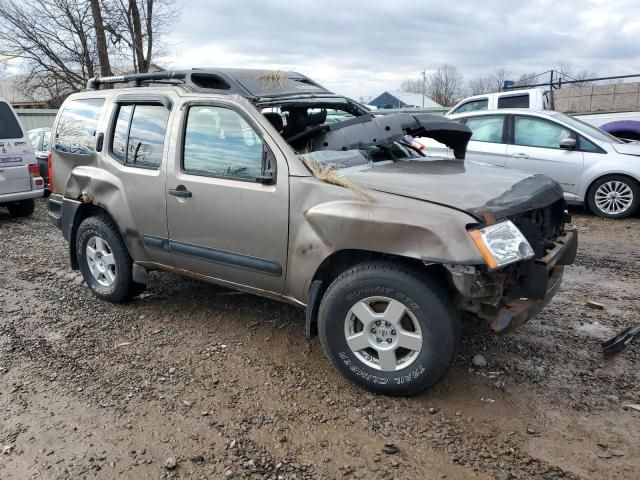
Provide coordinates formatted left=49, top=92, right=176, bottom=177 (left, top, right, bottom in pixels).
left=318, top=261, right=460, bottom=396
left=7, top=199, right=35, bottom=217
left=588, top=175, right=639, bottom=219
left=76, top=215, right=146, bottom=303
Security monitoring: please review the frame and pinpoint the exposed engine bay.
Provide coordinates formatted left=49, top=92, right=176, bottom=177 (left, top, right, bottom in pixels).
left=258, top=98, right=472, bottom=159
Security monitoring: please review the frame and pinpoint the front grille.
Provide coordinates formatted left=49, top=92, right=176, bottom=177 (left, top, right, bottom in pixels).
left=510, top=199, right=566, bottom=258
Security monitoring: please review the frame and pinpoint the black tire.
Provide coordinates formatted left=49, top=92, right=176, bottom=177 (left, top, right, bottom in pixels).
left=588, top=175, right=639, bottom=219
left=76, top=214, right=145, bottom=303
left=7, top=199, right=35, bottom=217
left=318, top=261, right=460, bottom=396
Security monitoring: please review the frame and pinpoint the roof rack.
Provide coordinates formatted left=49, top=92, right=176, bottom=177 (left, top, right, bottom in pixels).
left=85, top=68, right=333, bottom=100
left=85, top=69, right=248, bottom=95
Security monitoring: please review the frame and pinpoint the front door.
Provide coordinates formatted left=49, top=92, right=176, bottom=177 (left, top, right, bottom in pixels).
left=506, top=115, right=584, bottom=195
left=165, top=102, right=289, bottom=293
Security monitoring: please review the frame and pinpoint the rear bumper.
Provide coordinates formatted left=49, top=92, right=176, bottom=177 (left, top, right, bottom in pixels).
left=0, top=188, right=44, bottom=204
left=47, top=193, right=81, bottom=242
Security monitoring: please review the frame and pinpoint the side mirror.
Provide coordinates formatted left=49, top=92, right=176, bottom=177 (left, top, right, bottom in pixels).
left=559, top=137, right=576, bottom=150
left=256, top=145, right=277, bottom=185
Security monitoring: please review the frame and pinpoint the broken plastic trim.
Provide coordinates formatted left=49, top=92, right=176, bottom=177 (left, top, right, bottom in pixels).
left=601, top=324, right=640, bottom=354
left=304, top=113, right=472, bottom=159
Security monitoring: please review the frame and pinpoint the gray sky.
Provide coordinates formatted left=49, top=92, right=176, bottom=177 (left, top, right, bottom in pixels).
left=164, top=0, right=640, bottom=99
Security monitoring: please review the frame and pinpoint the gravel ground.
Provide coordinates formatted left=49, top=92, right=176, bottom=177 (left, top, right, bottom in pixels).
left=1, top=199, right=639, bottom=479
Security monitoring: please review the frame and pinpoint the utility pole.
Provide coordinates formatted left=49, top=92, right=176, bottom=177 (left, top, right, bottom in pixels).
left=421, top=69, right=426, bottom=108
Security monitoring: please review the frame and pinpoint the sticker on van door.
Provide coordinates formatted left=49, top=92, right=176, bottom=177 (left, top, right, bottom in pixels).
left=0, top=156, right=22, bottom=164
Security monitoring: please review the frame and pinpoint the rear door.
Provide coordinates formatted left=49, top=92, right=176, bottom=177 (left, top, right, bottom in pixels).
left=165, top=100, right=289, bottom=293
left=105, top=99, right=173, bottom=265
left=461, top=114, right=508, bottom=166
left=506, top=115, right=584, bottom=194
left=0, top=100, right=35, bottom=195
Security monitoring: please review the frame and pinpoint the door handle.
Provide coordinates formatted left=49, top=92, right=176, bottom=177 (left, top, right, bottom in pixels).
left=511, top=153, right=529, bottom=159
left=169, top=185, right=192, bottom=198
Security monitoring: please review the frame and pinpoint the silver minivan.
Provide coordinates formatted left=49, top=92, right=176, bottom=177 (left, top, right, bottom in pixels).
left=0, top=98, right=44, bottom=216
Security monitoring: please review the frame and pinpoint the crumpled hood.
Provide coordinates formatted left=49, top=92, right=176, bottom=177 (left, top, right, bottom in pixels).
left=342, top=159, right=565, bottom=220
left=612, top=142, right=640, bottom=156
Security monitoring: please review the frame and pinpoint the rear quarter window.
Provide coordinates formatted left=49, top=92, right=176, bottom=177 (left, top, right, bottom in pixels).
left=497, top=94, right=529, bottom=108
left=0, top=101, right=23, bottom=139
left=55, top=98, right=105, bottom=155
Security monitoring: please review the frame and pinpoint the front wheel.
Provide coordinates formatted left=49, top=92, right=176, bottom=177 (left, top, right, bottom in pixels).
left=318, top=261, right=460, bottom=396
left=588, top=175, right=639, bottom=219
left=76, top=215, right=146, bottom=303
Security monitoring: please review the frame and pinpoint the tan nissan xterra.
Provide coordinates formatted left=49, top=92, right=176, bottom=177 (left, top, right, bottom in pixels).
left=48, top=69, right=577, bottom=395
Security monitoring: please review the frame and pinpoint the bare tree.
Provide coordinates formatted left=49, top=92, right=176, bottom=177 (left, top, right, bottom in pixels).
left=0, top=0, right=180, bottom=105
left=514, top=72, right=541, bottom=87
left=467, top=75, right=493, bottom=95
left=426, top=64, right=463, bottom=106
left=400, top=78, right=426, bottom=95
left=490, top=67, right=511, bottom=92
left=89, top=0, right=112, bottom=78
left=554, top=61, right=596, bottom=85
left=0, top=0, right=98, bottom=104
left=103, top=0, right=178, bottom=73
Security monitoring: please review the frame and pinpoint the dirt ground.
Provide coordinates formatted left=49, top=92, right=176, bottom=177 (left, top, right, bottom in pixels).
left=1, top=200, right=639, bottom=479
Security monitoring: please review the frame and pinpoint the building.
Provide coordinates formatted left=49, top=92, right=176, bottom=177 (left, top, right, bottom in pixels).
left=368, top=90, right=441, bottom=109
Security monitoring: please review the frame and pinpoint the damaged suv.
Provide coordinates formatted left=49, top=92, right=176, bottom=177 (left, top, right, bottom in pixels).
left=47, top=69, right=577, bottom=395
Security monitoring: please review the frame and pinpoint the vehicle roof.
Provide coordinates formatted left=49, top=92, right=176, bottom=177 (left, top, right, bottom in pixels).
left=448, top=108, right=554, bottom=119
left=84, top=68, right=335, bottom=101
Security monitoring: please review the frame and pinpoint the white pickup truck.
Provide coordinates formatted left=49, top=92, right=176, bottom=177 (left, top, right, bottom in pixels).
left=0, top=98, right=44, bottom=217
left=448, top=88, right=640, bottom=141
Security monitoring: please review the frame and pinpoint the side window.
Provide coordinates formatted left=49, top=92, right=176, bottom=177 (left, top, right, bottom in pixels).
left=514, top=116, right=572, bottom=149
left=497, top=94, right=529, bottom=108
left=454, top=98, right=488, bottom=114
left=111, top=104, right=169, bottom=168
left=0, top=101, right=23, bottom=139
left=42, top=130, right=51, bottom=151
left=464, top=116, right=505, bottom=143
left=578, top=136, right=601, bottom=153
left=29, top=131, right=42, bottom=150
left=55, top=98, right=105, bottom=155
left=183, top=106, right=264, bottom=180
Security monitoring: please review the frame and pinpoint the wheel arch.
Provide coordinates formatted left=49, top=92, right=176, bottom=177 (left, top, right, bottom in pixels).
left=585, top=172, right=640, bottom=200
left=304, top=249, right=449, bottom=338
left=64, top=166, right=145, bottom=268
left=584, top=172, right=640, bottom=215
left=68, top=202, right=121, bottom=270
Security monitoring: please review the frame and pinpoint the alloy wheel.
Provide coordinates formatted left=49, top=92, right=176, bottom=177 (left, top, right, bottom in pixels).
left=86, top=235, right=117, bottom=287
left=344, top=296, right=423, bottom=372
left=594, top=180, right=634, bottom=215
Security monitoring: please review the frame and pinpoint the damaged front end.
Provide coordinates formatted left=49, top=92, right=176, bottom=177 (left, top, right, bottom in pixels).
left=447, top=200, right=578, bottom=333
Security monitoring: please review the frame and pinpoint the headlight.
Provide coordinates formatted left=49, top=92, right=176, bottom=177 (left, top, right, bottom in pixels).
left=468, top=220, right=534, bottom=270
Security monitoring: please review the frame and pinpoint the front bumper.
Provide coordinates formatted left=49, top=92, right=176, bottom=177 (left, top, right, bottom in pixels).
left=454, top=228, right=577, bottom=333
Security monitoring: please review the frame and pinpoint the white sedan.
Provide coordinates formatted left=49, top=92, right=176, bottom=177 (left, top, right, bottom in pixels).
left=417, top=109, right=640, bottom=219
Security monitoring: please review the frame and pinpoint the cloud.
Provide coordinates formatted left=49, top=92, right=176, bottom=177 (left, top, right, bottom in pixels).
left=162, top=0, right=640, bottom=98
